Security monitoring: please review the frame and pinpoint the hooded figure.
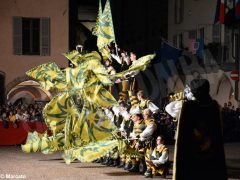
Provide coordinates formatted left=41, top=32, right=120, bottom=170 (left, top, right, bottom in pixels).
left=173, top=79, right=227, bottom=180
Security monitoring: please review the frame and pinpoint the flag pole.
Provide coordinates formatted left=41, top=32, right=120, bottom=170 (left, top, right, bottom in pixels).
left=107, top=0, right=118, bottom=56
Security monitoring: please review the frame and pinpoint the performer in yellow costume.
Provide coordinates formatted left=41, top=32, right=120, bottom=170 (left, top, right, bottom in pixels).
left=137, top=90, right=159, bottom=114
left=140, top=108, right=157, bottom=176
left=125, top=107, right=146, bottom=172
left=145, top=135, right=169, bottom=178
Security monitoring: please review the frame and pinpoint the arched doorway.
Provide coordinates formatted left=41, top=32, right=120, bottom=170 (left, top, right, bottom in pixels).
left=7, top=80, right=52, bottom=106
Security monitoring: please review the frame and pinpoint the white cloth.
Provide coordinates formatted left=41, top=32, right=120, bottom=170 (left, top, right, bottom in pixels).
left=148, top=102, right=159, bottom=114
left=16, top=113, right=23, bottom=121
left=124, top=60, right=140, bottom=78
left=22, top=113, right=30, bottom=121
left=129, top=132, right=137, bottom=139
left=184, top=85, right=196, bottom=100
left=151, top=145, right=169, bottom=165
left=111, top=54, right=122, bottom=64
left=165, top=100, right=182, bottom=118
left=112, top=106, right=121, bottom=116
left=120, top=110, right=130, bottom=121
left=112, top=105, right=130, bottom=120
left=129, top=106, right=141, bottom=115
left=119, top=121, right=125, bottom=132
left=104, top=108, right=114, bottom=123
left=123, top=70, right=140, bottom=79
left=140, top=123, right=156, bottom=140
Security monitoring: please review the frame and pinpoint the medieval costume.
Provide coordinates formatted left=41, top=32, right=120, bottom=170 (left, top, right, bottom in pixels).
left=173, top=79, right=227, bottom=180
left=145, top=136, right=169, bottom=178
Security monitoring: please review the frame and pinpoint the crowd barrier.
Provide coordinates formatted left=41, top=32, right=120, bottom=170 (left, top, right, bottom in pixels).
left=0, top=121, right=48, bottom=145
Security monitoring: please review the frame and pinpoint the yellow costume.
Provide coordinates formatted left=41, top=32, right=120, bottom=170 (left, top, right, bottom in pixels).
left=9, top=115, right=16, bottom=122
left=126, top=119, right=146, bottom=171
left=149, top=144, right=169, bottom=176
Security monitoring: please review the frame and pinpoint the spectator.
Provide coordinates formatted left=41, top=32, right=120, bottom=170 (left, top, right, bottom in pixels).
left=22, top=110, right=30, bottom=121
left=145, top=135, right=169, bottom=178
left=8, top=111, right=16, bottom=122
left=15, top=109, right=23, bottom=121
left=137, top=90, right=159, bottom=114
left=1, top=112, right=9, bottom=129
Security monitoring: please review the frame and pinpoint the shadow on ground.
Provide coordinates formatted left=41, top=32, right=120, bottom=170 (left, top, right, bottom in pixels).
left=76, top=165, right=110, bottom=169
left=38, top=158, right=63, bottom=161
left=105, top=172, right=143, bottom=176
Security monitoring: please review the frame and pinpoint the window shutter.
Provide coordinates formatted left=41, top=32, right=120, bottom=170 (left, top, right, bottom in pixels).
left=13, top=17, right=22, bottom=55
left=175, top=0, right=184, bottom=24
left=40, top=18, right=50, bottom=56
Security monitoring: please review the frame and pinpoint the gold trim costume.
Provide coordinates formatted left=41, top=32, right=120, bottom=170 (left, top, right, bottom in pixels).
left=22, top=49, right=156, bottom=164
left=168, top=79, right=227, bottom=180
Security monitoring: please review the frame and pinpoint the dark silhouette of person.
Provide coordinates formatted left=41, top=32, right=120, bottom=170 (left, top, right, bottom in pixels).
left=174, top=79, right=227, bottom=180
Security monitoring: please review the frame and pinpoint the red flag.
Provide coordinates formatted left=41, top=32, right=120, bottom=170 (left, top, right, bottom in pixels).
left=236, top=0, right=240, bottom=19
left=219, top=0, right=225, bottom=23
left=215, top=0, right=225, bottom=24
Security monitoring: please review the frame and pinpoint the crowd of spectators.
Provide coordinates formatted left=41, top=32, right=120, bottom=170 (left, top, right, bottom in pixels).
left=0, top=102, right=44, bottom=129
left=1, top=99, right=239, bottom=142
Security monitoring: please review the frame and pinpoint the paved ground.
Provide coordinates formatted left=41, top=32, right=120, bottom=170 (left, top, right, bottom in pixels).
left=0, top=143, right=240, bottom=180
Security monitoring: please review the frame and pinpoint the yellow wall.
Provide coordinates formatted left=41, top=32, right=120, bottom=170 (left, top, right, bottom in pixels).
left=0, top=0, right=69, bottom=87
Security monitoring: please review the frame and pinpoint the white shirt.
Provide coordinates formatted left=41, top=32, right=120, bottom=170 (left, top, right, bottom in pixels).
left=111, top=54, right=122, bottom=64
left=104, top=108, right=114, bottom=123
left=140, top=122, right=156, bottom=140
left=16, top=113, right=23, bottom=121
left=165, top=100, right=182, bottom=118
left=151, top=145, right=169, bottom=165
left=22, top=113, right=30, bottom=121
left=147, top=101, right=159, bottom=114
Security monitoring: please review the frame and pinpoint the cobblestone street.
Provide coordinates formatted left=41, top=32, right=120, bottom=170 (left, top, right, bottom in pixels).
left=0, top=143, right=239, bottom=180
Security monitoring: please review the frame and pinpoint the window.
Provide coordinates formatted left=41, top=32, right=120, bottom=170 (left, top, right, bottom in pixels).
left=22, top=18, right=40, bottom=55
left=175, top=0, right=184, bottom=24
left=13, top=17, right=50, bottom=56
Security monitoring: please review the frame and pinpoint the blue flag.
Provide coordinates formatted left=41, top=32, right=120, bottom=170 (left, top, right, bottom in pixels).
left=153, top=41, right=181, bottom=81
left=160, top=41, right=180, bottom=62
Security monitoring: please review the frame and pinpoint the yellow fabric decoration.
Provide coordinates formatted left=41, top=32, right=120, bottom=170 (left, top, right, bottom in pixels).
left=26, top=62, right=66, bottom=91
left=96, top=0, right=115, bottom=50
left=112, top=53, right=156, bottom=79
left=63, top=140, right=119, bottom=163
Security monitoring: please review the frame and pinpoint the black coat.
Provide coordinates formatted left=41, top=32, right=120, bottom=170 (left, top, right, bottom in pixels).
left=174, top=98, right=227, bottom=180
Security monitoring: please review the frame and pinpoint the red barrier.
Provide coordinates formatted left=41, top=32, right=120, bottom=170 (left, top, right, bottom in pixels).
left=0, top=121, right=48, bottom=145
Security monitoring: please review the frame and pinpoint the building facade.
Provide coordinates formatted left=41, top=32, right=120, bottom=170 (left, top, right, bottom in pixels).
left=0, top=0, right=69, bottom=104
left=168, top=0, right=238, bottom=107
